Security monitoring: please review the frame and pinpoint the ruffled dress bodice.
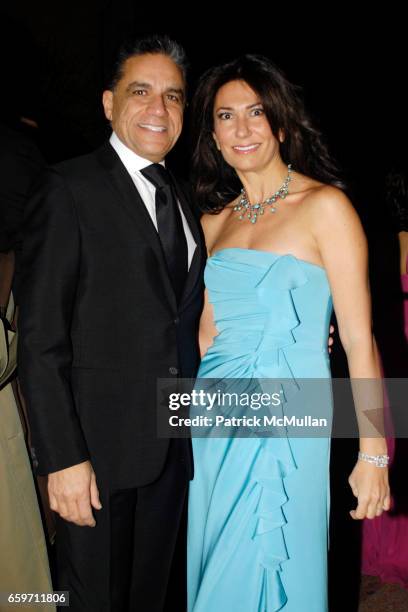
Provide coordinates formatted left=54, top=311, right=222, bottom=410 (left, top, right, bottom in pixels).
left=200, top=248, right=332, bottom=380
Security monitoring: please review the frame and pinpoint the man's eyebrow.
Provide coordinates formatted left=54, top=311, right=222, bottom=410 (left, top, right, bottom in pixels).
left=125, top=82, right=185, bottom=100
left=166, top=87, right=185, bottom=98
left=125, top=81, right=151, bottom=92
left=167, top=87, right=184, bottom=94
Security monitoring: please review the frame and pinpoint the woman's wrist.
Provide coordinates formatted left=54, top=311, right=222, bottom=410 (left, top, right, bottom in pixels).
left=359, top=437, right=388, bottom=455
left=358, top=451, right=389, bottom=468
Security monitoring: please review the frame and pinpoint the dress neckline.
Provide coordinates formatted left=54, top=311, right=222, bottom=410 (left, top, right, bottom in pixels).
left=208, top=247, right=326, bottom=272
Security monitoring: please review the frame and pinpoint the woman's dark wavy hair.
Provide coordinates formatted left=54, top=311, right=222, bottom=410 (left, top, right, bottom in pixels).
left=385, top=169, right=408, bottom=233
left=191, top=54, right=344, bottom=212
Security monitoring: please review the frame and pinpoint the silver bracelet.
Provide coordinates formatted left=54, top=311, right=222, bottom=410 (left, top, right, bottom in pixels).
left=358, top=451, right=389, bottom=468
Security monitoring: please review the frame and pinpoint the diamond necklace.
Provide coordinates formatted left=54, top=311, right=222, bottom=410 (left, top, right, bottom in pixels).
left=233, top=164, right=292, bottom=224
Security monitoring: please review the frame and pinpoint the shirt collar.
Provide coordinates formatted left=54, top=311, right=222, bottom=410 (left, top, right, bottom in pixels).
left=109, top=131, right=165, bottom=174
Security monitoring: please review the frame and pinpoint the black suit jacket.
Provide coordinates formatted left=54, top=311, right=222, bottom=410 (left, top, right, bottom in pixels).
left=18, top=141, right=206, bottom=489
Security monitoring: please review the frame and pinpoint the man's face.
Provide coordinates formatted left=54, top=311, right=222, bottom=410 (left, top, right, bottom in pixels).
left=103, top=53, right=185, bottom=162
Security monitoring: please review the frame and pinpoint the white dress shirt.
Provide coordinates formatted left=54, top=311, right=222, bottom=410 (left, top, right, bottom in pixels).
left=110, top=132, right=196, bottom=269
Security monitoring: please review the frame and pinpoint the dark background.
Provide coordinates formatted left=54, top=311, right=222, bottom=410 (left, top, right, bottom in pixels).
left=2, top=4, right=406, bottom=184
left=1, top=5, right=406, bottom=610
left=3, top=2, right=404, bottom=366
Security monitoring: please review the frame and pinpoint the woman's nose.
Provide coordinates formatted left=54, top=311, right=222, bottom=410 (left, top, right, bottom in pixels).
left=235, top=116, right=251, bottom=138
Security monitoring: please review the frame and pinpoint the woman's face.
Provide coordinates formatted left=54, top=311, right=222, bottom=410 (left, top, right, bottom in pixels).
left=212, top=79, right=283, bottom=173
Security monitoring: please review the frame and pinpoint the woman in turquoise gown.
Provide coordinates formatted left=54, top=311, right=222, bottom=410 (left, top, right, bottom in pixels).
left=187, top=55, right=391, bottom=611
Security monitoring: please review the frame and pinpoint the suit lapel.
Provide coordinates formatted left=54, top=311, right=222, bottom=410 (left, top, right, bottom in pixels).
left=170, top=173, right=205, bottom=310
left=95, top=142, right=177, bottom=312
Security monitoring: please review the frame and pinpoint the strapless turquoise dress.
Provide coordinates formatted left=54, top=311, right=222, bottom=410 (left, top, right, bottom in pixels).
left=188, top=248, right=333, bottom=612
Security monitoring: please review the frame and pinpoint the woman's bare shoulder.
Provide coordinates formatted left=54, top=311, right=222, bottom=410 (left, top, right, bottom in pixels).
left=302, top=183, right=356, bottom=221
left=301, top=184, right=366, bottom=250
left=201, top=203, right=236, bottom=247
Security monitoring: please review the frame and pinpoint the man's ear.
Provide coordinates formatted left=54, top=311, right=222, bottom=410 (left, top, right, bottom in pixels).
left=102, top=90, right=114, bottom=121
left=212, top=132, right=221, bottom=151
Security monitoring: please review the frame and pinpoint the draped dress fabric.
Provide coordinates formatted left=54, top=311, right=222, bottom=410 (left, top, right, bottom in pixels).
left=188, top=248, right=333, bottom=612
left=362, top=254, right=408, bottom=588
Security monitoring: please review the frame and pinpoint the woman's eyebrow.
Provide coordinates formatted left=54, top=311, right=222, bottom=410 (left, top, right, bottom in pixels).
left=215, top=102, right=262, bottom=112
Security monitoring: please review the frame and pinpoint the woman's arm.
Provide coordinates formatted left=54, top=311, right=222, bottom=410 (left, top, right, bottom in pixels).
left=198, top=213, right=222, bottom=358
left=199, top=289, right=219, bottom=358
left=311, top=185, right=391, bottom=520
left=399, top=231, right=408, bottom=274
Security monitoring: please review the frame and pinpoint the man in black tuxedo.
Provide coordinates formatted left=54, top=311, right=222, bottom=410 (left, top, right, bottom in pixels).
left=18, top=36, right=205, bottom=611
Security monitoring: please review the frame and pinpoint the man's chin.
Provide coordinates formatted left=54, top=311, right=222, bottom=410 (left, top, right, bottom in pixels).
left=133, top=144, right=173, bottom=163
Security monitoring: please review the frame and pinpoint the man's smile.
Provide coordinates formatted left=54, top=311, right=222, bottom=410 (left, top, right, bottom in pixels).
left=138, top=123, right=167, bottom=133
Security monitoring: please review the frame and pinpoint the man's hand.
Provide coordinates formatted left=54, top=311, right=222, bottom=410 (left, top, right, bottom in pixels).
left=48, top=460, right=102, bottom=527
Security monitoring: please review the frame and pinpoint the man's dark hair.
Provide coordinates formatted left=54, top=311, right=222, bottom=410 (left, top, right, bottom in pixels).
left=108, top=34, right=188, bottom=91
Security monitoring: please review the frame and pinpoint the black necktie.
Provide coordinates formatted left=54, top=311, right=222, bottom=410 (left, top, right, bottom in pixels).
left=140, top=163, right=188, bottom=302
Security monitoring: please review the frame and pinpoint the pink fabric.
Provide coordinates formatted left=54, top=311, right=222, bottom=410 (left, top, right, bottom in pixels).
left=361, top=257, right=408, bottom=588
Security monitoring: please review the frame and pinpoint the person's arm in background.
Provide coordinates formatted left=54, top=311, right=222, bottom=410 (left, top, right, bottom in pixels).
left=0, top=249, right=14, bottom=320
left=0, top=123, right=46, bottom=305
